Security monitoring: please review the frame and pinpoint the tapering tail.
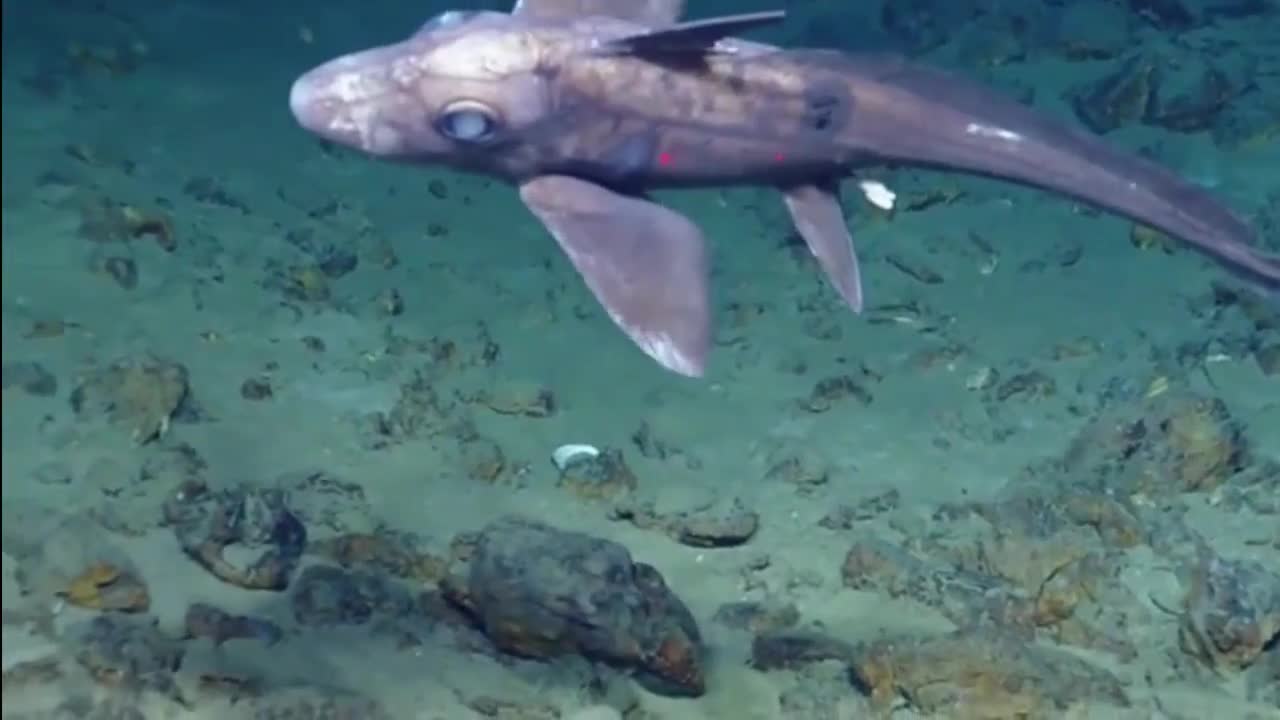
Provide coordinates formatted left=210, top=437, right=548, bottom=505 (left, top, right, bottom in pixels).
left=824, top=52, right=1279, bottom=292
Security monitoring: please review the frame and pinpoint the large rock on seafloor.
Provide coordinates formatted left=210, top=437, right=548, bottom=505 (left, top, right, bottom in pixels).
left=442, top=516, right=705, bottom=697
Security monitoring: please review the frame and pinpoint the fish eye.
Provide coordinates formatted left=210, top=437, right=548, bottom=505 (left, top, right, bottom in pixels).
left=435, top=100, right=501, bottom=143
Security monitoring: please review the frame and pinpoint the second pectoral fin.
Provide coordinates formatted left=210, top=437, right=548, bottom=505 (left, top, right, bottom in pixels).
left=519, top=175, right=712, bottom=377
left=594, top=11, right=786, bottom=57
left=782, top=181, right=865, bottom=313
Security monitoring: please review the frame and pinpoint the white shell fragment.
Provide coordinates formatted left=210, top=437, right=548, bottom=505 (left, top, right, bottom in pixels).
left=858, top=180, right=896, bottom=211
left=551, top=443, right=601, bottom=472
left=965, top=366, right=998, bottom=391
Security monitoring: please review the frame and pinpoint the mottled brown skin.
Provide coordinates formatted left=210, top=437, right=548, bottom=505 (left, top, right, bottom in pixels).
left=290, top=5, right=1278, bottom=376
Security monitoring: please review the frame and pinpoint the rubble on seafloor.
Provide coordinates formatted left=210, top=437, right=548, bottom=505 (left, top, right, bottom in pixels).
left=5, top=242, right=1279, bottom=718
left=736, top=386, right=1279, bottom=718
left=1, top=377, right=1276, bottom=718
left=3, top=0, right=1279, bottom=717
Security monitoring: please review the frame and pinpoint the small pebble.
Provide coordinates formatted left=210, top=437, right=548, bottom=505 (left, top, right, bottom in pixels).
left=240, top=377, right=273, bottom=400
left=103, top=256, right=138, bottom=289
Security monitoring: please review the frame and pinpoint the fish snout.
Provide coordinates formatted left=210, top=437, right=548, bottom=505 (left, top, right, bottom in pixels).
left=288, top=73, right=332, bottom=134
left=288, top=71, right=358, bottom=146
left=288, top=54, right=412, bottom=157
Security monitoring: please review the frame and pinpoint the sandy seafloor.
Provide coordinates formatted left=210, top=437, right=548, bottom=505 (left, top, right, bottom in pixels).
left=2, top=1, right=1278, bottom=719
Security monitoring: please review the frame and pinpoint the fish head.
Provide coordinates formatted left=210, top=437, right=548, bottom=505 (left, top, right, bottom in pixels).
left=288, top=11, right=558, bottom=176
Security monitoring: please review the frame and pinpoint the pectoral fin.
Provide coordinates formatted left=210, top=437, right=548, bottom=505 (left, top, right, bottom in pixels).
left=594, top=10, right=786, bottom=57
left=511, top=0, right=685, bottom=27
left=782, top=181, right=865, bottom=312
left=519, top=175, right=712, bottom=377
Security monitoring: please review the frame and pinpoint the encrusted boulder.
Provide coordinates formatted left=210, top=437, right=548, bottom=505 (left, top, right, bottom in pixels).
left=163, top=480, right=307, bottom=591
left=442, top=516, right=705, bottom=697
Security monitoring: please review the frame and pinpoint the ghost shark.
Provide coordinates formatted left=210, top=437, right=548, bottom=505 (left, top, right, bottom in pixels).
left=289, top=0, right=1280, bottom=377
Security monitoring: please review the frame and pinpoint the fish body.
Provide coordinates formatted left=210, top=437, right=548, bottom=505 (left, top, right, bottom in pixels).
left=290, top=2, right=1279, bottom=376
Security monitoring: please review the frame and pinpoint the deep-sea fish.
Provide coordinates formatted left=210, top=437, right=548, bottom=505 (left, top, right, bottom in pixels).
left=289, top=0, right=1280, bottom=377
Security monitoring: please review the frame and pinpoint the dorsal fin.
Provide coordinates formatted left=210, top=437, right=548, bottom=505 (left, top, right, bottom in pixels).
left=511, top=0, right=685, bottom=27
left=591, top=11, right=786, bottom=57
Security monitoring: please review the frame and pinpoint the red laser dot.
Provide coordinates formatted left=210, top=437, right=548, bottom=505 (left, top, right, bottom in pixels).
left=657, top=151, right=674, bottom=166
left=774, top=152, right=786, bottom=162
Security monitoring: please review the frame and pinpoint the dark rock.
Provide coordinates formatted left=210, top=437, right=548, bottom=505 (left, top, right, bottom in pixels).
left=284, top=227, right=358, bottom=279
left=163, top=480, right=306, bottom=591
left=184, top=603, right=282, bottom=646
left=290, top=565, right=413, bottom=627
left=1179, top=542, right=1280, bottom=672
left=849, top=629, right=1128, bottom=716
left=1072, top=48, right=1251, bottom=134
left=2, top=361, right=57, bottom=397
left=668, top=498, right=760, bottom=548
left=1058, top=391, right=1248, bottom=495
left=611, top=497, right=760, bottom=548
left=840, top=528, right=1139, bottom=661
left=318, top=249, right=358, bottom=278
left=751, top=630, right=856, bottom=671
left=442, top=516, right=705, bottom=697
left=102, top=256, right=138, bottom=290
left=1072, top=53, right=1158, bottom=133
left=71, top=615, right=184, bottom=701
left=557, top=448, right=638, bottom=501
left=714, top=601, right=800, bottom=635
left=70, top=354, right=190, bottom=443
left=1150, top=59, right=1247, bottom=133
left=240, top=377, right=273, bottom=401
left=301, top=335, right=326, bottom=353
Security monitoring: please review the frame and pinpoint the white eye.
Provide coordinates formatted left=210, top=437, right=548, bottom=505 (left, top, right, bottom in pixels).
left=442, top=111, right=491, bottom=140
left=436, top=101, right=500, bottom=143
